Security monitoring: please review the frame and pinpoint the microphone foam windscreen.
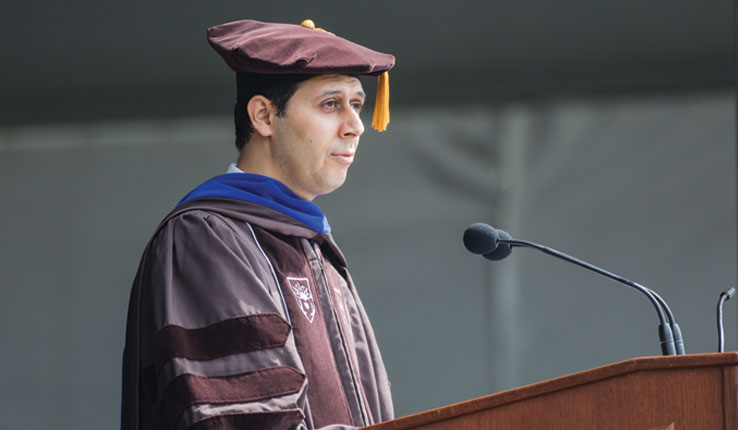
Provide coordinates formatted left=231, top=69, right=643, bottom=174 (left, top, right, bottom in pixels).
left=463, top=223, right=499, bottom=255
left=484, top=229, right=512, bottom=261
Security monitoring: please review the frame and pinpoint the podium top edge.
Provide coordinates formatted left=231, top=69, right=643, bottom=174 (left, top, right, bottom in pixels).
left=366, top=352, right=738, bottom=430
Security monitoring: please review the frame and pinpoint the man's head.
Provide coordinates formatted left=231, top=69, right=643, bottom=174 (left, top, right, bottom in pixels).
left=207, top=18, right=395, bottom=199
left=238, top=74, right=366, bottom=200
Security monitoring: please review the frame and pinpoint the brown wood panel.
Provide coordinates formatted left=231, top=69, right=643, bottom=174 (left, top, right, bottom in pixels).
left=722, top=366, right=738, bottom=430
left=415, top=368, right=722, bottom=430
left=367, top=353, right=738, bottom=430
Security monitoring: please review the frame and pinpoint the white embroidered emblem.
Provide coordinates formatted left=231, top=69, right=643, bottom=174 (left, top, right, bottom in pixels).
left=287, top=277, right=316, bottom=323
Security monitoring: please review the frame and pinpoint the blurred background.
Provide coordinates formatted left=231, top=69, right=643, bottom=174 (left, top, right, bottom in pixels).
left=1, top=2, right=736, bottom=428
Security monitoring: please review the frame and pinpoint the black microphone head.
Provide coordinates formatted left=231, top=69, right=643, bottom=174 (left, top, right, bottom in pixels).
left=463, top=223, right=499, bottom=255
left=483, top=229, right=512, bottom=261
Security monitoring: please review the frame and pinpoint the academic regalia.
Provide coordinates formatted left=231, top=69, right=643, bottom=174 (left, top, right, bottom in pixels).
left=123, top=177, right=393, bottom=430
left=122, top=19, right=396, bottom=430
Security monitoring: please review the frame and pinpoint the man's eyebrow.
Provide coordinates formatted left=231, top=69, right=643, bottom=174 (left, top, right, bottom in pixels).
left=316, top=89, right=366, bottom=99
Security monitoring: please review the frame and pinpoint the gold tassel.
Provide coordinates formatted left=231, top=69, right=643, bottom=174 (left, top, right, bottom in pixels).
left=300, top=19, right=335, bottom=35
left=372, top=71, right=390, bottom=132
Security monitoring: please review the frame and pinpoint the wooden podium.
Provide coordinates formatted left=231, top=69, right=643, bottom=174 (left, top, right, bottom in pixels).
left=366, top=352, right=738, bottom=430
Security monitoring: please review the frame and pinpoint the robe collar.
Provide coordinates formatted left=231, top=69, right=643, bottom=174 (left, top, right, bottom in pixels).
left=177, top=170, right=331, bottom=234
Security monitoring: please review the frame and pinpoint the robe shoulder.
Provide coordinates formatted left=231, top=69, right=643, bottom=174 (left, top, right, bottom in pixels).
left=138, top=208, right=288, bottom=341
left=127, top=208, right=312, bottom=430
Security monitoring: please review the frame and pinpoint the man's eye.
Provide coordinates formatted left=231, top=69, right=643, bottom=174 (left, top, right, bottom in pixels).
left=351, top=102, right=363, bottom=112
left=322, top=100, right=337, bottom=109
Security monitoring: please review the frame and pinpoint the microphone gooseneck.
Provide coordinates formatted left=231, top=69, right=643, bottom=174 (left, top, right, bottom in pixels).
left=501, top=237, right=676, bottom=356
left=717, top=286, right=736, bottom=353
left=463, top=223, right=681, bottom=356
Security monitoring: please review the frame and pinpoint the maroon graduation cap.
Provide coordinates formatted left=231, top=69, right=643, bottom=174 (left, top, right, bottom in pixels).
left=207, top=19, right=396, bottom=131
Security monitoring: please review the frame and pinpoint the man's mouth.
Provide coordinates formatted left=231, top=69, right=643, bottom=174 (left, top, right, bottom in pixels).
left=331, top=152, right=355, bottom=164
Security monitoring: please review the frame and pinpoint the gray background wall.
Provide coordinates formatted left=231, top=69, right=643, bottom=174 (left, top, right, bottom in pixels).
left=0, top=2, right=736, bottom=429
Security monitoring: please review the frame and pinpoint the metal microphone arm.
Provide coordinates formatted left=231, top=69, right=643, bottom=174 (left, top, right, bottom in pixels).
left=647, top=289, right=684, bottom=354
left=717, top=287, right=736, bottom=353
left=501, top=238, right=678, bottom=356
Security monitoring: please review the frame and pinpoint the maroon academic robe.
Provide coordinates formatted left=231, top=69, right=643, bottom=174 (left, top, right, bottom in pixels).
left=122, top=198, right=393, bottom=430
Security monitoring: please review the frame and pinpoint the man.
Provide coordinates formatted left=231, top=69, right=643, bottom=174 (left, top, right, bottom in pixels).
left=122, top=19, right=395, bottom=430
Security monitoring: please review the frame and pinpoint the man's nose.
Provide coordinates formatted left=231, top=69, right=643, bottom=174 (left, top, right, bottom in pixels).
left=340, top=106, right=365, bottom=138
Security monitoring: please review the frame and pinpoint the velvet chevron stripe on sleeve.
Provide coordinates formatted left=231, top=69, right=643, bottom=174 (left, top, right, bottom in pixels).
left=152, top=313, right=291, bottom=370
left=189, top=409, right=305, bottom=430
left=155, top=366, right=306, bottom=429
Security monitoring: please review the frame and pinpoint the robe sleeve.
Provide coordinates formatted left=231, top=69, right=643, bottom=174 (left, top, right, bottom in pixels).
left=131, top=209, right=357, bottom=430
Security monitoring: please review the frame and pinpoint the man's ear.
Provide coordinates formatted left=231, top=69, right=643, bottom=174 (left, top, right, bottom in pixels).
left=247, top=95, right=275, bottom=138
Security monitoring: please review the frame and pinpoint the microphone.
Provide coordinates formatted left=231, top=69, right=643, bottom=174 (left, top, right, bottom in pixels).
left=484, top=229, right=513, bottom=261
left=463, top=223, right=683, bottom=356
left=463, top=223, right=499, bottom=255
left=717, top=287, right=735, bottom=353
left=461, top=223, right=512, bottom=260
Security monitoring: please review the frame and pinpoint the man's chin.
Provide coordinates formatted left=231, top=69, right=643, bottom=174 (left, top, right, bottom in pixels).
left=315, top=176, right=348, bottom=198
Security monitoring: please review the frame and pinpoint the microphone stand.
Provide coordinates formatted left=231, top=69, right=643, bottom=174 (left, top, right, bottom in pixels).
left=717, top=287, right=736, bottom=353
left=501, top=238, right=681, bottom=356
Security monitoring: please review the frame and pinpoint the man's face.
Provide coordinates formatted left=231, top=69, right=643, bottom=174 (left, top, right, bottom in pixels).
left=269, top=74, right=366, bottom=201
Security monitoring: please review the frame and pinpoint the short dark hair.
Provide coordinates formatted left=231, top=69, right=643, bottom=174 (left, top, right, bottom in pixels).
left=234, top=73, right=313, bottom=151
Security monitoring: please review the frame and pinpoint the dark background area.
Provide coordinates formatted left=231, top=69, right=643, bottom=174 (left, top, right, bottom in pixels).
left=1, top=1, right=733, bottom=123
